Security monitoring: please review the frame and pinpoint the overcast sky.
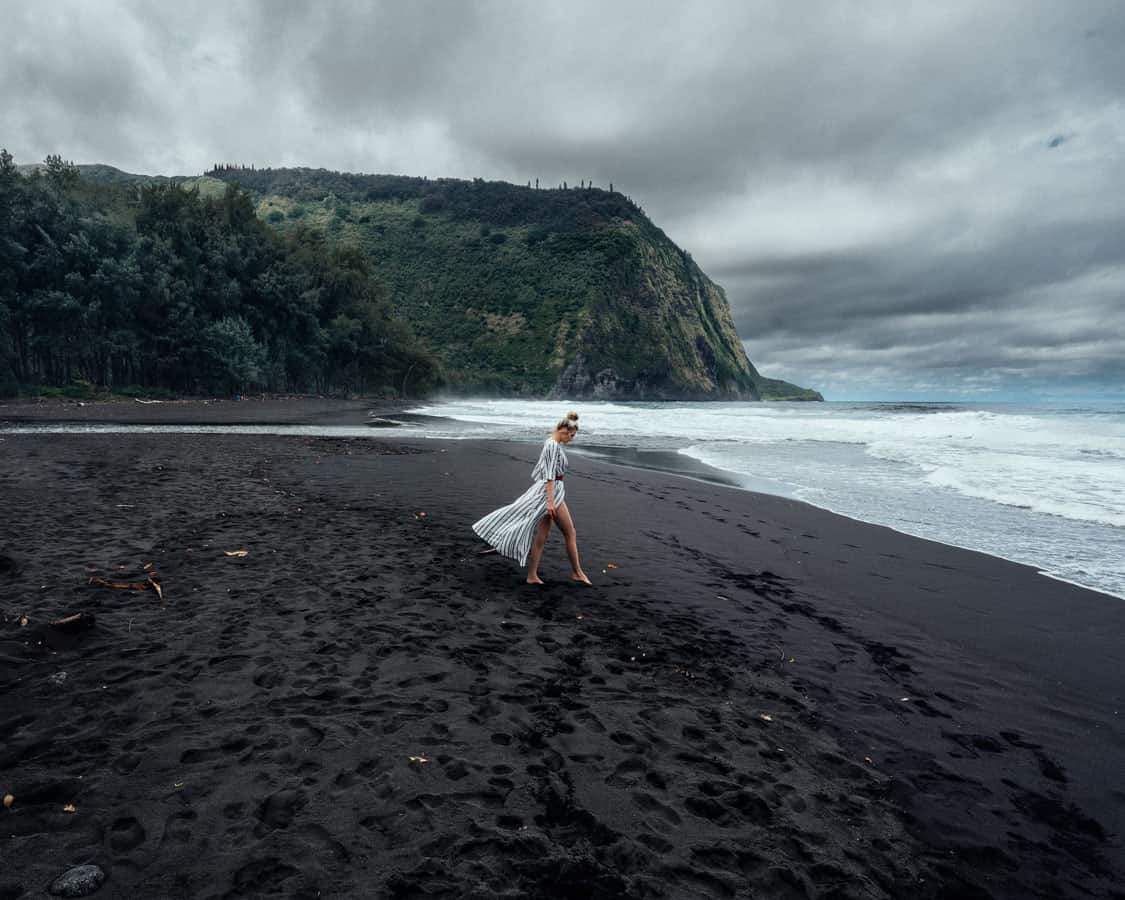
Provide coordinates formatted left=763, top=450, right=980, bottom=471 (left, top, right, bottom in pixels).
left=4, top=1, right=1124, bottom=400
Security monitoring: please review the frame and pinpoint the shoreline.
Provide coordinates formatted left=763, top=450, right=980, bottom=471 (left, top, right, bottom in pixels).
left=4, top=397, right=1121, bottom=603
left=1, top=423, right=1123, bottom=896
left=572, top=443, right=1125, bottom=603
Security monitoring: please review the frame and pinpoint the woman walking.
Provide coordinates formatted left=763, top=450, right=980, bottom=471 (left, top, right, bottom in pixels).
left=473, top=411, right=592, bottom=585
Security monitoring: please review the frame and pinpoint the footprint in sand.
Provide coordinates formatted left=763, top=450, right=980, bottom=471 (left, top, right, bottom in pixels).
left=107, top=816, right=146, bottom=853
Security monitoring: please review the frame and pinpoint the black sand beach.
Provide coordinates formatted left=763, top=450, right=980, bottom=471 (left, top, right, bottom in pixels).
left=1, top=400, right=1123, bottom=898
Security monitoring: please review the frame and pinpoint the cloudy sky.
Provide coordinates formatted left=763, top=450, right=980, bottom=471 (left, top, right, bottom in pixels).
left=4, top=1, right=1124, bottom=400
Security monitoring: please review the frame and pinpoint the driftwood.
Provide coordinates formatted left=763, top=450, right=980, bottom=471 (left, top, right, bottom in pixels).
left=89, top=575, right=164, bottom=599
left=89, top=577, right=149, bottom=591
left=49, top=612, right=96, bottom=632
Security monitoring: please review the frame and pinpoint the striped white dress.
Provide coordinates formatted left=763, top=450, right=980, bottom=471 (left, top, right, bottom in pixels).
left=473, top=437, right=568, bottom=566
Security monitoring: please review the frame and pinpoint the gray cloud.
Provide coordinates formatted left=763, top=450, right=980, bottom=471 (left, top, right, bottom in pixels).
left=3, top=0, right=1123, bottom=398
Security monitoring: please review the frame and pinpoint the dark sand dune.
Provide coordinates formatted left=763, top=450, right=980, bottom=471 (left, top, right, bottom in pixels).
left=0, top=415, right=1123, bottom=897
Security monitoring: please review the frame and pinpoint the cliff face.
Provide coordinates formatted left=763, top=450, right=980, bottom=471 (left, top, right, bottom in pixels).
left=85, top=165, right=820, bottom=400
left=546, top=223, right=819, bottom=401
left=548, top=228, right=763, bottom=400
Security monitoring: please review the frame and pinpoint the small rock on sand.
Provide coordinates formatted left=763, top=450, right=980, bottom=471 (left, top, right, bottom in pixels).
left=50, top=864, right=105, bottom=897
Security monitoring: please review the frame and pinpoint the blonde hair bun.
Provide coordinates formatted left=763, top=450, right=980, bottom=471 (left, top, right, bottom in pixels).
left=566, top=411, right=579, bottom=422
left=555, top=411, right=579, bottom=431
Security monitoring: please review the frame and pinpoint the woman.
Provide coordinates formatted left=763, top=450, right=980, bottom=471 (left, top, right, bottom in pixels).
left=472, top=411, right=592, bottom=585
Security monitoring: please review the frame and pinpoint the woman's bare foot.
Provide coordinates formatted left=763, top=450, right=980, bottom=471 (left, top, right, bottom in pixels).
left=571, top=571, right=592, bottom=585
left=526, top=575, right=545, bottom=585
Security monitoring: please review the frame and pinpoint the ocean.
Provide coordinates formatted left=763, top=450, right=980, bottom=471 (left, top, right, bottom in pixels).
left=405, top=399, right=1125, bottom=600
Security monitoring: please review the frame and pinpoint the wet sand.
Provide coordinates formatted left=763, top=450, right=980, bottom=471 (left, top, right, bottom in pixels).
left=0, top=396, right=381, bottom=427
left=1, top=400, right=1123, bottom=898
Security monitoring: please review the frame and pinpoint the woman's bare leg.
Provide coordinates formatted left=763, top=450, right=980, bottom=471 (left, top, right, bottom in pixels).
left=553, top=503, right=591, bottom=584
left=526, top=514, right=553, bottom=584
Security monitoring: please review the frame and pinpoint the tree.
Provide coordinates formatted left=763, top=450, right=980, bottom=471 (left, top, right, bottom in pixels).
left=200, top=316, right=263, bottom=393
left=0, top=148, right=16, bottom=185
left=44, top=154, right=79, bottom=193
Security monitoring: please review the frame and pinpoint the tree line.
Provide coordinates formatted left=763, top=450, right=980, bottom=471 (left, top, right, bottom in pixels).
left=0, top=151, right=439, bottom=397
left=205, top=166, right=643, bottom=230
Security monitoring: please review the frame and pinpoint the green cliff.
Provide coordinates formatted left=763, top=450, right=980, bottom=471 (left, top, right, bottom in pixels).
left=204, top=167, right=821, bottom=401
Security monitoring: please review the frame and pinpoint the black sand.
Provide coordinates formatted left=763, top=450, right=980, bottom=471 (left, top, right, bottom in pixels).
left=1, top=400, right=1123, bottom=898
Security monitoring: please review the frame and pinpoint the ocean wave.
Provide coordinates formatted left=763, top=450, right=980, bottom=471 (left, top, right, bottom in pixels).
left=923, top=466, right=1125, bottom=529
left=412, top=399, right=1125, bottom=464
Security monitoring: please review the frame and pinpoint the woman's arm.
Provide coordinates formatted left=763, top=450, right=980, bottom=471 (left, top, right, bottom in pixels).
left=540, top=439, right=559, bottom=515
left=546, top=441, right=559, bottom=514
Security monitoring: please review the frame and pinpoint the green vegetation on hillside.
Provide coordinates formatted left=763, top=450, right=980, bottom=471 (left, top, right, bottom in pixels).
left=206, top=166, right=820, bottom=400
left=0, top=153, right=437, bottom=397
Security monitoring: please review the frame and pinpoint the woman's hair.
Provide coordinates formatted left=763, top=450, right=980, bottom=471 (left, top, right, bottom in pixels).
left=554, top=410, right=579, bottom=432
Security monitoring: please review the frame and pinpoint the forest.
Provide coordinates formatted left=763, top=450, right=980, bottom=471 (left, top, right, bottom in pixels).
left=0, top=152, right=439, bottom=398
